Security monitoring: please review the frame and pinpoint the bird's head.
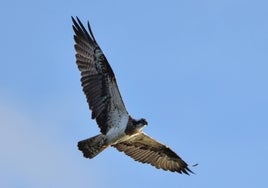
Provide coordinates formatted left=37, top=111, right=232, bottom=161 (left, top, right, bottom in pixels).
left=136, top=118, right=148, bottom=129
left=126, top=117, right=148, bottom=135
left=139, top=118, right=148, bottom=125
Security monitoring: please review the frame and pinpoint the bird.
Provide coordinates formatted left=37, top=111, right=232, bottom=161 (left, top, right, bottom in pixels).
left=71, top=16, right=194, bottom=175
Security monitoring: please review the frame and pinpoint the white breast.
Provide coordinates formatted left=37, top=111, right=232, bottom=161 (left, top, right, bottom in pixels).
left=104, top=78, right=130, bottom=145
left=105, top=113, right=129, bottom=145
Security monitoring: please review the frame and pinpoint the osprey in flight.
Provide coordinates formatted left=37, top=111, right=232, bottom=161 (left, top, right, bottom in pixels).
left=72, top=17, right=193, bottom=174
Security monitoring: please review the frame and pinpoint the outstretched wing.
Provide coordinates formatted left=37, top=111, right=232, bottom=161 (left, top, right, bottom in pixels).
left=72, top=17, right=128, bottom=134
left=113, top=133, right=193, bottom=174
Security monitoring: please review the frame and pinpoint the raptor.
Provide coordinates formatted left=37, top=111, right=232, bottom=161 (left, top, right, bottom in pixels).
left=72, top=17, right=193, bottom=174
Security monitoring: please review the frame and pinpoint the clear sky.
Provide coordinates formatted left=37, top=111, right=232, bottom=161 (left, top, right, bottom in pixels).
left=1, top=0, right=268, bottom=187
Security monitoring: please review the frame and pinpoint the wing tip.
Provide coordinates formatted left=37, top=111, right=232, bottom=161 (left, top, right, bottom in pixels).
left=182, top=167, right=194, bottom=175
left=179, top=163, right=198, bottom=175
left=71, top=16, right=93, bottom=42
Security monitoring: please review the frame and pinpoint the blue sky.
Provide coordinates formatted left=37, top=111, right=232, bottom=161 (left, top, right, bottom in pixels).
left=1, top=0, right=268, bottom=187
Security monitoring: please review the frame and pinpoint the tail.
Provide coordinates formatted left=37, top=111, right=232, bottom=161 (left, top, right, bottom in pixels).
left=77, top=134, right=108, bottom=159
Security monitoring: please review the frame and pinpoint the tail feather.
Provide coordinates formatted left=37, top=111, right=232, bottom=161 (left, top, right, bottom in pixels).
left=78, top=134, right=108, bottom=159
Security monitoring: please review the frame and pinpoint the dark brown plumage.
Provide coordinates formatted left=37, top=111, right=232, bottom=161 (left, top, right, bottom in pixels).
left=72, top=16, right=127, bottom=134
left=113, top=133, right=193, bottom=174
left=72, top=16, right=194, bottom=175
